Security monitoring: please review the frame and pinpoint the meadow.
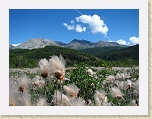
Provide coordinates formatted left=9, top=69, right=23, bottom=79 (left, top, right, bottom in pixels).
left=9, top=56, right=139, bottom=106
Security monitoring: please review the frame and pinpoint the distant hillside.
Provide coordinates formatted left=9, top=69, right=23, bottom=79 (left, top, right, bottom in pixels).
left=101, top=44, right=139, bottom=61
left=80, top=46, right=125, bottom=58
left=9, top=46, right=99, bottom=68
left=80, top=44, right=139, bottom=61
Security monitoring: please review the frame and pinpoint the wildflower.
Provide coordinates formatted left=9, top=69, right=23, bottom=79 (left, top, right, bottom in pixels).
left=110, top=87, right=124, bottom=99
left=114, top=80, right=120, bottom=86
left=37, top=98, right=47, bottom=106
left=53, top=90, right=71, bottom=106
left=39, top=58, right=49, bottom=78
left=105, top=75, right=115, bottom=83
left=49, top=54, right=66, bottom=105
left=118, top=81, right=125, bottom=89
left=70, top=97, right=87, bottom=106
left=48, top=54, right=65, bottom=80
left=63, top=84, right=79, bottom=97
left=126, top=79, right=133, bottom=89
left=102, top=96, right=112, bottom=106
left=95, top=90, right=106, bottom=100
left=133, top=80, right=139, bottom=92
left=94, top=93, right=101, bottom=106
left=87, top=99, right=93, bottom=106
left=129, top=100, right=139, bottom=106
left=20, top=91, right=31, bottom=106
left=115, top=73, right=125, bottom=80
left=9, top=94, right=17, bottom=106
left=17, top=75, right=30, bottom=93
left=86, top=69, right=94, bottom=76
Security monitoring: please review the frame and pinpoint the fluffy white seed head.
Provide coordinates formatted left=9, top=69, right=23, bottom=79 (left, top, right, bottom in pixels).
left=20, top=91, right=31, bottom=106
left=53, top=90, right=71, bottom=106
left=94, top=93, right=102, bottom=106
left=126, top=79, right=133, bottom=89
left=106, top=75, right=115, bottom=83
left=129, top=100, right=139, bottom=106
left=39, top=58, right=49, bottom=78
left=37, top=98, right=47, bottom=106
left=86, top=69, right=94, bottom=76
left=110, top=87, right=124, bottom=98
left=118, top=81, right=125, bottom=89
left=102, top=96, right=112, bottom=106
left=63, top=84, right=79, bottom=97
left=95, top=90, right=106, bottom=100
left=49, top=54, right=65, bottom=80
left=70, top=97, right=87, bottom=106
left=17, top=75, right=30, bottom=93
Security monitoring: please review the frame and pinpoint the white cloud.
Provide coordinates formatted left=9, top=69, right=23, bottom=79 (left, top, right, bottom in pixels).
left=76, top=24, right=86, bottom=33
left=71, top=20, right=75, bottom=24
left=63, top=23, right=74, bottom=30
left=11, top=43, right=21, bottom=46
left=128, top=36, right=139, bottom=46
left=109, top=36, right=139, bottom=46
left=116, top=39, right=127, bottom=45
left=75, top=14, right=108, bottom=35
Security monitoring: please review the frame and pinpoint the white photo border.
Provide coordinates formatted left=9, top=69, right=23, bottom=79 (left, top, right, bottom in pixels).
left=0, top=0, right=148, bottom=115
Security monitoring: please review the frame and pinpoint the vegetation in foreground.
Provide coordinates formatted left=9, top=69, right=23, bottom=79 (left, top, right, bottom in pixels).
left=9, top=55, right=139, bottom=106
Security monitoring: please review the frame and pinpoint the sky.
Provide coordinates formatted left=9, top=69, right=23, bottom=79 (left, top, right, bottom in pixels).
left=9, top=9, right=139, bottom=46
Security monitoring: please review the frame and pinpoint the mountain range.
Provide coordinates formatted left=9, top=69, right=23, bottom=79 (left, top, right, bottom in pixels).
left=9, top=38, right=126, bottom=50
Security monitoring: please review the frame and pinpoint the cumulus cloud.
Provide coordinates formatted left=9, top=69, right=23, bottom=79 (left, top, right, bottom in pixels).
left=75, top=14, right=108, bottom=35
left=128, top=36, right=139, bottom=46
left=76, top=24, right=86, bottom=33
left=63, top=23, right=74, bottom=30
left=116, top=39, right=127, bottom=45
left=109, top=36, right=139, bottom=46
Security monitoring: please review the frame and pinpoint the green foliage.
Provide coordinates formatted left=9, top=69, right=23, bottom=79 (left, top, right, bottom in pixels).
left=9, top=46, right=98, bottom=68
left=9, top=45, right=139, bottom=68
left=80, top=45, right=139, bottom=61
left=64, top=63, right=104, bottom=101
left=80, top=46, right=124, bottom=57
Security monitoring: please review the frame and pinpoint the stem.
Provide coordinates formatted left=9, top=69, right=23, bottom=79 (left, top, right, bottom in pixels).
left=60, top=80, right=63, bottom=106
left=56, top=79, right=58, bottom=105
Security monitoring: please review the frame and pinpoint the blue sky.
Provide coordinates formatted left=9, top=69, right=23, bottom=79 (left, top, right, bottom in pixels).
left=9, top=9, right=139, bottom=46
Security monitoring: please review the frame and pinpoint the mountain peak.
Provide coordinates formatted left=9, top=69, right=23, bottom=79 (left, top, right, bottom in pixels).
left=15, top=38, right=58, bottom=49
left=10, top=38, right=126, bottom=50
left=70, top=39, right=93, bottom=45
